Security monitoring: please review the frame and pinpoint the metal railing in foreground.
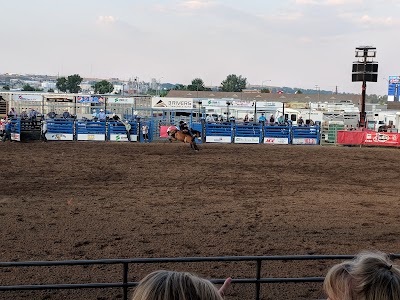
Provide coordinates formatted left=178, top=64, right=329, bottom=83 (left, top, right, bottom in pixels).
left=1, top=254, right=399, bottom=300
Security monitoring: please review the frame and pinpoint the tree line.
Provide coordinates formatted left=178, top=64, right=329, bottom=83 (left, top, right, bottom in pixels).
left=1, top=73, right=387, bottom=103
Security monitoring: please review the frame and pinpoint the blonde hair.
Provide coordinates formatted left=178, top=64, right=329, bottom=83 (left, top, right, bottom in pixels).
left=351, top=251, right=400, bottom=300
left=131, top=270, right=223, bottom=300
left=324, top=251, right=400, bottom=300
left=324, top=261, right=355, bottom=300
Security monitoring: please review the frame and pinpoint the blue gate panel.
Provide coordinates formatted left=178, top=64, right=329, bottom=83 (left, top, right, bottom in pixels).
left=77, top=121, right=106, bottom=141
left=205, top=123, right=232, bottom=143
left=108, top=121, right=139, bottom=142
left=235, top=124, right=262, bottom=144
left=292, top=126, right=320, bottom=145
left=46, top=119, right=74, bottom=141
left=264, top=125, right=291, bottom=144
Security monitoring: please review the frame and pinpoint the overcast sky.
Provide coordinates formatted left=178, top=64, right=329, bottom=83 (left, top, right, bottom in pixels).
left=1, top=0, right=399, bottom=94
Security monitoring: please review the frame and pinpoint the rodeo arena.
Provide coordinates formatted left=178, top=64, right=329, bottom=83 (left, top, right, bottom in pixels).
left=1, top=89, right=400, bottom=147
left=2, top=84, right=400, bottom=299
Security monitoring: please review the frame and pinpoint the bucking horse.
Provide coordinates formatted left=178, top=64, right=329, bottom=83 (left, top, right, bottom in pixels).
left=168, top=128, right=201, bottom=151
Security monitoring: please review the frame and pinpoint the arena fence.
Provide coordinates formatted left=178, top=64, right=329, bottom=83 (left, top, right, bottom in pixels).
left=2, top=254, right=399, bottom=300
left=8, top=117, right=320, bottom=145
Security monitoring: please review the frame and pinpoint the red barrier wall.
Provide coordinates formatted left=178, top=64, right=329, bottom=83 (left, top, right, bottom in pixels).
left=337, top=130, right=400, bottom=147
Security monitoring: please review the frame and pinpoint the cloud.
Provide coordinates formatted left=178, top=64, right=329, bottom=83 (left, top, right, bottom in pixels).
left=358, top=15, right=397, bottom=26
left=155, top=0, right=216, bottom=15
left=295, top=0, right=363, bottom=5
left=97, top=16, right=117, bottom=24
left=179, top=0, right=215, bottom=10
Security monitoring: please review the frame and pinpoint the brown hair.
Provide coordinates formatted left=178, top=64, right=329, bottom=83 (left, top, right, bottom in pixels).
left=131, top=270, right=223, bottom=300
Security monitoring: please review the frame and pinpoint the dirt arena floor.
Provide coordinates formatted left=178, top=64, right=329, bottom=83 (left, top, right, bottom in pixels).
left=1, top=141, right=400, bottom=300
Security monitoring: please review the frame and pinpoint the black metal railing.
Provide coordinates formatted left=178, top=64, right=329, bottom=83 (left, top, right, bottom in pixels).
left=1, top=254, right=399, bottom=300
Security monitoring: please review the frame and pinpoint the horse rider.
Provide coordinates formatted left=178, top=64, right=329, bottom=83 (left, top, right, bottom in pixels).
left=179, top=121, right=194, bottom=139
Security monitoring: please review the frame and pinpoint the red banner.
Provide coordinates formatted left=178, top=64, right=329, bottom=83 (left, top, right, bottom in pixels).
left=337, top=130, right=400, bottom=147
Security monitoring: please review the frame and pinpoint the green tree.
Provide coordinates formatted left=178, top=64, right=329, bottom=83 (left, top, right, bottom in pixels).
left=188, top=78, right=206, bottom=91
left=56, top=77, right=68, bottom=92
left=261, top=88, right=270, bottom=93
left=295, top=90, right=303, bottom=94
left=48, top=88, right=54, bottom=93
left=66, top=74, right=83, bottom=93
left=174, top=84, right=187, bottom=90
left=93, top=80, right=114, bottom=94
left=3, top=85, right=10, bottom=90
left=22, top=84, right=36, bottom=91
left=220, top=74, right=247, bottom=92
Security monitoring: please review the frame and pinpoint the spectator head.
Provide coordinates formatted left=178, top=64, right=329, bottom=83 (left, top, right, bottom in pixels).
left=324, top=261, right=354, bottom=300
left=351, top=251, right=400, bottom=300
left=179, top=121, right=184, bottom=124
left=131, top=270, right=223, bottom=300
left=100, top=109, right=104, bottom=112
left=7, top=119, right=11, bottom=123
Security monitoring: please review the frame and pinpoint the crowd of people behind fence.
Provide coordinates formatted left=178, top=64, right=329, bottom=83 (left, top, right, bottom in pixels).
left=130, top=250, right=400, bottom=300
left=205, top=113, right=315, bottom=126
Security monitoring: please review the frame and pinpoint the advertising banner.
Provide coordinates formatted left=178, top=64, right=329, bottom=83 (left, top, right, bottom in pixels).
left=12, top=94, right=42, bottom=102
left=292, top=138, right=318, bottom=145
left=11, top=133, right=21, bottom=141
left=152, top=97, right=193, bottom=109
left=77, top=96, right=105, bottom=103
left=387, top=76, right=400, bottom=102
left=264, top=137, right=289, bottom=144
left=256, top=102, right=282, bottom=109
left=109, top=133, right=138, bottom=142
left=202, top=99, right=228, bottom=107
left=77, top=134, right=105, bottom=141
left=45, top=133, right=74, bottom=141
left=107, top=97, right=135, bottom=104
left=363, top=131, right=399, bottom=146
left=206, top=136, right=231, bottom=143
left=234, top=136, right=260, bottom=144
left=337, top=130, right=400, bottom=147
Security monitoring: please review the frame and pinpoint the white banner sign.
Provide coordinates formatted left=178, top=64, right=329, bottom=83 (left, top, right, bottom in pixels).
left=206, top=136, right=231, bottom=143
left=46, top=133, right=74, bottom=141
left=256, top=102, right=282, bottom=109
left=152, top=97, right=193, bottom=109
left=109, top=133, right=138, bottom=142
left=202, top=99, right=232, bottom=107
left=292, top=138, right=318, bottom=145
left=107, top=97, right=135, bottom=104
left=12, top=94, right=42, bottom=102
left=231, top=101, right=254, bottom=108
left=264, top=137, right=289, bottom=144
left=234, top=136, right=260, bottom=144
left=11, top=133, right=21, bottom=141
left=77, top=134, right=105, bottom=141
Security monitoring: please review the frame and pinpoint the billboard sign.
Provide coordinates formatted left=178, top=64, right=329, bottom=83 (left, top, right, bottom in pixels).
left=12, top=94, right=42, bottom=102
left=152, top=97, right=193, bottom=109
left=107, top=97, right=135, bottom=104
left=387, top=76, right=400, bottom=102
left=77, top=96, right=105, bottom=103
